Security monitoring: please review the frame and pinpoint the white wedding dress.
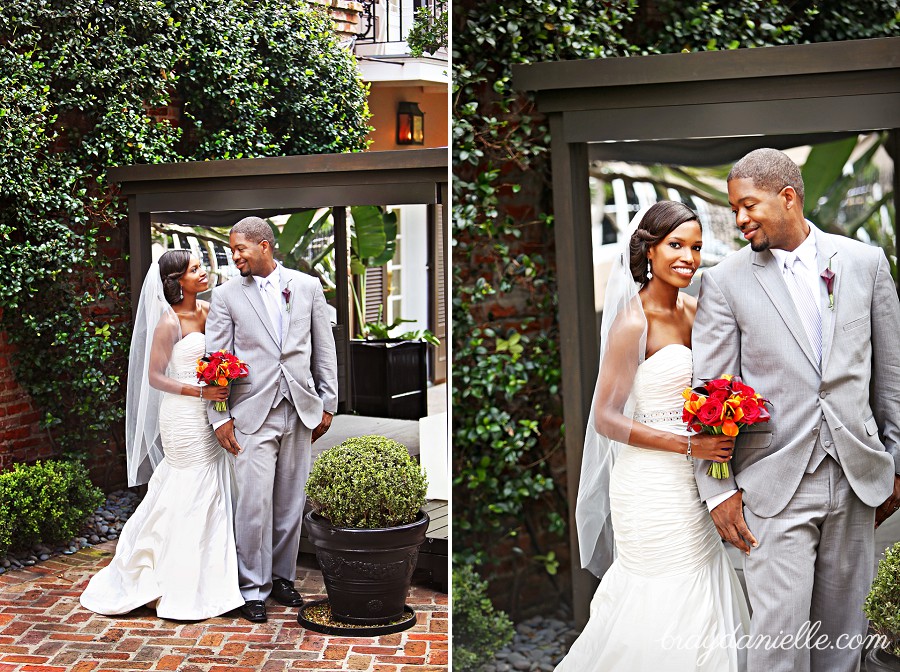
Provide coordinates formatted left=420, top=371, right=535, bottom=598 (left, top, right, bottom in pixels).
left=556, top=344, right=750, bottom=671
left=80, top=332, right=244, bottom=620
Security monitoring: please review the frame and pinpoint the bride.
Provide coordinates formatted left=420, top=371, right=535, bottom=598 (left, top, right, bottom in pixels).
left=80, top=250, right=244, bottom=620
left=555, top=201, right=750, bottom=671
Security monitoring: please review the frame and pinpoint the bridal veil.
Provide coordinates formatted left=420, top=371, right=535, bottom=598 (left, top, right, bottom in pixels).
left=576, top=207, right=650, bottom=577
left=126, top=262, right=182, bottom=486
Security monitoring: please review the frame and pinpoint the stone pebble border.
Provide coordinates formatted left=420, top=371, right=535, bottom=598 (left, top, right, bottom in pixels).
left=0, top=489, right=139, bottom=574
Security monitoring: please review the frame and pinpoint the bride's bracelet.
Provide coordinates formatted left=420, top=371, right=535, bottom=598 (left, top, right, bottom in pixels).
left=199, top=386, right=204, bottom=400
left=686, top=435, right=693, bottom=461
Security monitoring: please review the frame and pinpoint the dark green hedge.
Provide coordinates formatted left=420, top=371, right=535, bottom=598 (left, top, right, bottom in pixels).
left=0, top=460, right=104, bottom=554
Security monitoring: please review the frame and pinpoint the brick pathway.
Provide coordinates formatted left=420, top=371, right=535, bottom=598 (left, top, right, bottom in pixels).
left=0, top=542, right=447, bottom=672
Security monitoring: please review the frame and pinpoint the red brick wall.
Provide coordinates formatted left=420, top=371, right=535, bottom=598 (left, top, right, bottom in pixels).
left=308, top=0, right=363, bottom=37
left=0, top=309, right=53, bottom=471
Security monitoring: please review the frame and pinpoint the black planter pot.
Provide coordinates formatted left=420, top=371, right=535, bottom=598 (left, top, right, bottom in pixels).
left=866, top=648, right=900, bottom=672
left=304, top=509, right=430, bottom=625
left=349, top=339, right=427, bottom=420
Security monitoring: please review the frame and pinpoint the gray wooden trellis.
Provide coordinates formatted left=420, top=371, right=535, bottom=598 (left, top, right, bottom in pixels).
left=110, top=148, right=449, bottom=407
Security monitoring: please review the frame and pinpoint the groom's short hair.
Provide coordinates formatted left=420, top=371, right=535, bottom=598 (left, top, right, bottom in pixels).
left=727, top=148, right=805, bottom=206
left=232, top=216, right=276, bottom=248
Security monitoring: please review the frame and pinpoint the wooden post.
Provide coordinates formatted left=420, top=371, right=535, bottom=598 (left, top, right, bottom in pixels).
left=129, top=197, right=152, bottom=318
left=548, top=113, right=601, bottom=625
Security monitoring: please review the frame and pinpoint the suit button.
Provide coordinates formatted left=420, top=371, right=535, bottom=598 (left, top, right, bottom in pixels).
left=812, top=427, right=819, bottom=435
left=824, top=440, right=832, bottom=448
left=819, top=391, right=827, bottom=398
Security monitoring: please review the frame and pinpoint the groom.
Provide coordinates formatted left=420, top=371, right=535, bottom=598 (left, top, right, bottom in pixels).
left=207, top=216, right=338, bottom=623
left=692, top=148, right=900, bottom=672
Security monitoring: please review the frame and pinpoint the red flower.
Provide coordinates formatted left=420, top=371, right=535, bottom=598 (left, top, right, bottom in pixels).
left=709, top=389, right=728, bottom=402
left=731, top=379, right=755, bottom=398
left=696, top=398, right=725, bottom=427
left=706, top=378, right=731, bottom=392
left=739, top=398, right=763, bottom=424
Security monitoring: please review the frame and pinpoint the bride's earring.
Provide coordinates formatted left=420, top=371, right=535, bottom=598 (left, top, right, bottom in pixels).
left=646, top=259, right=653, bottom=279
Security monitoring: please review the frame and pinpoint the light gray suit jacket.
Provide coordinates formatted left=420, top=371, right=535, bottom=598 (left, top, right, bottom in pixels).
left=692, top=224, right=900, bottom=517
left=205, top=267, right=338, bottom=434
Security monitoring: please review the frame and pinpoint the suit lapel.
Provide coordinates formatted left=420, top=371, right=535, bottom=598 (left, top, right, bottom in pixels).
left=241, top=276, right=280, bottom=346
left=814, top=226, right=839, bottom=373
left=752, top=249, right=821, bottom=373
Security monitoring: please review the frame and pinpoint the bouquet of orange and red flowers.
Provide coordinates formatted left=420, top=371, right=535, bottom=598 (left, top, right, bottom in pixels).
left=682, top=374, right=771, bottom=479
left=196, top=350, right=249, bottom=412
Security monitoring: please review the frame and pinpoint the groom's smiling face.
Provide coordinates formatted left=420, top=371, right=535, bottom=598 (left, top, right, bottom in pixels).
left=728, top=177, right=794, bottom=252
left=230, top=232, right=272, bottom=278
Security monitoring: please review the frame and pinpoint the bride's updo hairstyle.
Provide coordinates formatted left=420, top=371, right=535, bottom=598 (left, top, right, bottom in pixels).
left=158, top=249, right=192, bottom=305
left=629, top=200, right=700, bottom=286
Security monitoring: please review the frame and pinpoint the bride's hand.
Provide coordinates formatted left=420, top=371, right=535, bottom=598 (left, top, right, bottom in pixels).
left=688, top=434, right=734, bottom=462
left=201, top=385, right=230, bottom=402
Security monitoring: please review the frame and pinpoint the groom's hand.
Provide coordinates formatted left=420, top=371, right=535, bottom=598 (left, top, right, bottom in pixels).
left=710, top=491, right=758, bottom=555
left=875, top=474, right=900, bottom=529
left=214, top=419, right=242, bottom=456
left=312, top=411, right=333, bottom=443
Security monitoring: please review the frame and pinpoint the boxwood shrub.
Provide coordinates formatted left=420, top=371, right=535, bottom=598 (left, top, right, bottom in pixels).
left=864, top=541, right=900, bottom=657
left=306, top=435, right=427, bottom=529
left=0, top=460, right=104, bottom=555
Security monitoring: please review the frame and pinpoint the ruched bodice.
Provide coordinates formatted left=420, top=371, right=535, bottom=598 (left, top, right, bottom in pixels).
left=556, top=343, right=749, bottom=672
left=159, top=332, right=221, bottom=469
left=631, top=343, right=693, bottom=431
left=166, top=330, right=205, bottom=382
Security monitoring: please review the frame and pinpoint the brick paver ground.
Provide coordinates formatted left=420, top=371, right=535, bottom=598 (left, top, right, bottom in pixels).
left=0, top=542, right=448, bottom=672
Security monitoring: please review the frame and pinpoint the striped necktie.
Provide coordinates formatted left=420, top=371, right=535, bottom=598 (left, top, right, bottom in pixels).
left=784, top=254, right=821, bottom=363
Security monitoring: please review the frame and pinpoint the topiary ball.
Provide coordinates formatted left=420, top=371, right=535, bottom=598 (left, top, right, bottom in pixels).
left=306, top=435, right=428, bottom=529
left=865, top=541, right=900, bottom=657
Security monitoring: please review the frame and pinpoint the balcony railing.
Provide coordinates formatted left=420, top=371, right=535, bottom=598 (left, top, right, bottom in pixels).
left=357, top=0, right=440, bottom=45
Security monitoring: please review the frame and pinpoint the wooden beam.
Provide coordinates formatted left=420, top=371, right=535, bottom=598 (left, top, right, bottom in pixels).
left=562, top=93, right=900, bottom=144
left=110, top=147, right=448, bottom=184
left=513, top=37, right=900, bottom=93
left=128, top=197, right=152, bottom=318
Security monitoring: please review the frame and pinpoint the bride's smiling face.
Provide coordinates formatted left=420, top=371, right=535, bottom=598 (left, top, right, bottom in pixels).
left=647, top=221, right=702, bottom=289
left=179, top=255, right=209, bottom=295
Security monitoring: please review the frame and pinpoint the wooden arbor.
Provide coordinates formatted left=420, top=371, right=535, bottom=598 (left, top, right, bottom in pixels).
left=110, top=148, right=449, bottom=408
left=513, top=36, right=900, bottom=620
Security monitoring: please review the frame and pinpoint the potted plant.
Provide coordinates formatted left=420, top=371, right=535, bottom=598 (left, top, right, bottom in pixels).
left=864, top=541, right=900, bottom=671
left=347, top=205, right=435, bottom=419
left=304, top=435, right=429, bottom=625
left=350, top=308, right=438, bottom=420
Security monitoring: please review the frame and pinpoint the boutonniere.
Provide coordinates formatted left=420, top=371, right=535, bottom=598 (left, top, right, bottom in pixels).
left=282, top=287, right=291, bottom=312
left=820, top=262, right=835, bottom=311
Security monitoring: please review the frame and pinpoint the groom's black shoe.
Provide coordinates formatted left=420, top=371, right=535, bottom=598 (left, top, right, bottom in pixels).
left=271, top=578, right=304, bottom=607
left=240, top=600, right=267, bottom=623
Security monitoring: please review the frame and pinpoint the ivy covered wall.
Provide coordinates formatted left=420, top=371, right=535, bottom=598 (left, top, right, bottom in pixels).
left=0, top=0, right=371, bottom=484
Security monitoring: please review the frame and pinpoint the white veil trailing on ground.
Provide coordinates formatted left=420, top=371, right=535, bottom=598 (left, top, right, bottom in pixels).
left=126, top=262, right=182, bottom=487
left=576, top=207, right=650, bottom=577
